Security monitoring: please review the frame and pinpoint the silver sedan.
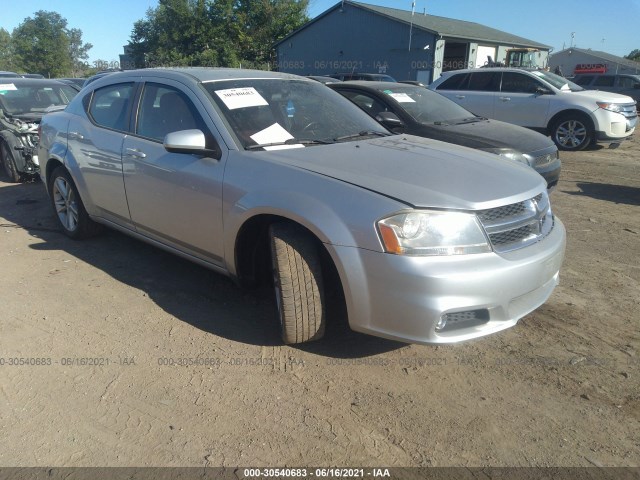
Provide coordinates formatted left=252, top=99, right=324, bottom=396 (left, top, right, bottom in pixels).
left=38, top=68, right=565, bottom=345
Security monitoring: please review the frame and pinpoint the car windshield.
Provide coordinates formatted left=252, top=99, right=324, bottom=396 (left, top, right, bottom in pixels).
left=203, top=79, right=389, bottom=150
left=0, top=82, right=78, bottom=115
left=376, top=85, right=475, bottom=124
left=530, top=70, right=584, bottom=92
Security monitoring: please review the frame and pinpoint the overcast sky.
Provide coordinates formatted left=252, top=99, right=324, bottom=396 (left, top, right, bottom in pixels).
left=3, top=0, right=640, bottom=65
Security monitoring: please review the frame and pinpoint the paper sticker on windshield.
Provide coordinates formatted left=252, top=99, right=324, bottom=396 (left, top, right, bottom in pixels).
left=0, top=83, right=17, bottom=91
left=387, top=92, right=415, bottom=103
left=250, top=123, right=304, bottom=150
left=215, top=87, right=268, bottom=110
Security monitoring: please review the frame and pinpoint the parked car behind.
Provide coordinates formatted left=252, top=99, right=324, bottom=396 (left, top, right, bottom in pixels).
left=572, top=73, right=640, bottom=110
left=0, top=71, right=21, bottom=78
left=0, top=78, right=79, bottom=182
left=330, top=72, right=397, bottom=82
left=57, top=78, right=87, bottom=89
left=38, top=68, right=565, bottom=345
left=330, top=81, right=561, bottom=189
left=429, top=68, right=638, bottom=151
left=306, top=75, right=342, bottom=84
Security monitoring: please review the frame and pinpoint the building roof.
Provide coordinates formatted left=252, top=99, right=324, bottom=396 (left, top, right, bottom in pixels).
left=551, top=47, right=640, bottom=69
left=276, top=1, right=550, bottom=49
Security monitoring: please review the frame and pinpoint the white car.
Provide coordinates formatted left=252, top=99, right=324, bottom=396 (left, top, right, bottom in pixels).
left=429, top=68, right=637, bottom=151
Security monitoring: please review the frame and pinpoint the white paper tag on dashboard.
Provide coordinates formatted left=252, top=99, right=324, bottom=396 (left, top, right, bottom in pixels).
left=388, top=92, right=415, bottom=103
left=215, top=87, right=269, bottom=110
left=0, top=83, right=17, bottom=91
left=250, top=123, right=304, bottom=150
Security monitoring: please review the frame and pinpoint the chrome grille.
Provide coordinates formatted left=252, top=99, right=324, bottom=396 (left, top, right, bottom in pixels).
left=620, top=103, right=637, bottom=119
left=477, top=193, right=553, bottom=253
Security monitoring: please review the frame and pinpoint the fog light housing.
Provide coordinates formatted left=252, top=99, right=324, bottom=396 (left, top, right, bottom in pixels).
left=435, top=316, right=447, bottom=331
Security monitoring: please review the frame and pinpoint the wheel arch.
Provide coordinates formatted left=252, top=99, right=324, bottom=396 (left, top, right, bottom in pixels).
left=547, top=108, right=595, bottom=134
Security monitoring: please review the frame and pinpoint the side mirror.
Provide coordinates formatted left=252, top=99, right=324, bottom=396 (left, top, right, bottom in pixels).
left=376, top=111, right=404, bottom=131
left=633, top=83, right=640, bottom=89
left=164, top=129, right=221, bottom=160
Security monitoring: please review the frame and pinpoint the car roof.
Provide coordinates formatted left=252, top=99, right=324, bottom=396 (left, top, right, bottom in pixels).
left=330, top=81, right=421, bottom=91
left=97, top=68, right=308, bottom=84
left=0, top=78, right=71, bottom=87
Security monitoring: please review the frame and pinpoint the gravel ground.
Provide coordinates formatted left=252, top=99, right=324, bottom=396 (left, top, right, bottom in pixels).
left=0, top=138, right=638, bottom=468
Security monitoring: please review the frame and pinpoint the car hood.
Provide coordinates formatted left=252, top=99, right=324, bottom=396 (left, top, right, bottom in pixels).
left=565, top=89, right=636, bottom=104
left=413, top=118, right=555, bottom=153
left=259, top=135, right=545, bottom=210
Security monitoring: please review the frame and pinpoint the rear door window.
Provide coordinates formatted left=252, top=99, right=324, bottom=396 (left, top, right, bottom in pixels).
left=593, top=76, right=615, bottom=87
left=465, top=72, right=500, bottom=92
left=574, top=75, right=594, bottom=86
left=88, top=83, right=134, bottom=132
left=436, top=73, right=468, bottom=90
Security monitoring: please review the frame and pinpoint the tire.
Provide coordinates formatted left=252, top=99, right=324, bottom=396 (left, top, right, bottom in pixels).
left=550, top=114, right=593, bottom=151
left=48, top=166, right=102, bottom=239
left=269, top=223, right=326, bottom=344
left=0, top=140, right=21, bottom=183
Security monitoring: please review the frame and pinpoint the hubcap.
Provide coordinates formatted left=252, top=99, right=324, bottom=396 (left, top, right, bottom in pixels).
left=53, top=177, right=79, bottom=231
left=556, top=120, right=587, bottom=148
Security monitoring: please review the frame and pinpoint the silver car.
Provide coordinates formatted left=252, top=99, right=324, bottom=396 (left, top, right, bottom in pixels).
left=38, top=68, right=566, bottom=345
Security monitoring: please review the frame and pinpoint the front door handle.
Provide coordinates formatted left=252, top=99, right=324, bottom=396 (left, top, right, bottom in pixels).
left=499, top=97, right=511, bottom=102
left=68, top=131, right=84, bottom=140
left=455, top=95, right=466, bottom=99
left=125, top=148, right=147, bottom=159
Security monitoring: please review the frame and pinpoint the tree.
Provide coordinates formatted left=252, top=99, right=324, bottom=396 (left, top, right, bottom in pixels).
left=68, top=28, right=93, bottom=77
left=11, top=11, right=92, bottom=77
left=0, top=28, right=17, bottom=71
left=625, top=49, right=640, bottom=62
left=128, top=0, right=309, bottom=69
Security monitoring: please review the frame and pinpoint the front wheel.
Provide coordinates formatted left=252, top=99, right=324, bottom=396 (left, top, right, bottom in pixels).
left=269, top=223, right=326, bottom=344
left=48, top=166, right=102, bottom=239
left=550, top=114, right=593, bottom=151
left=0, top=141, right=21, bottom=183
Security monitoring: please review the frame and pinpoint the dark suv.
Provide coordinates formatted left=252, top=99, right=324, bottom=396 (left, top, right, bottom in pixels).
left=573, top=74, right=640, bottom=109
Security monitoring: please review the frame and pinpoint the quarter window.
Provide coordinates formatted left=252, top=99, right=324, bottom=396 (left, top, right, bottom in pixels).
left=88, top=83, right=134, bottom=132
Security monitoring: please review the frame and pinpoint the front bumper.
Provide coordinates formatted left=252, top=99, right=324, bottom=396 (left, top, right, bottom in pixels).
left=330, top=217, right=566, bottom=344
left=593, top=108, right=637, bottom=144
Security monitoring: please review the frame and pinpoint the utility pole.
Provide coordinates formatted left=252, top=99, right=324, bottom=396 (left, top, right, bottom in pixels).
left=409, top=0, right=415, bottom=51
left=570, top=32, right=575, bottom=48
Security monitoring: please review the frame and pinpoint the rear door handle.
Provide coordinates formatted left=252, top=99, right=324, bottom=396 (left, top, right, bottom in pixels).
left=499, top=97, right=511, bottom=101
left=68, top=131, right=84, bottom=140
left=455, top=95, right=466, bottom=99
left=125, top=148, right=147, bottom=159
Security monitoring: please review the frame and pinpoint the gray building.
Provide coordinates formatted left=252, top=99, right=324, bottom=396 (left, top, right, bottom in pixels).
left=549, top=48, right=640, bottom=76
left=275, top=1, right=550, bottom=83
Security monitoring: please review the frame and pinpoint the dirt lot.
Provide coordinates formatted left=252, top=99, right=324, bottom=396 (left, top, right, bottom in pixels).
left=0, top=138, right=638, bottom=468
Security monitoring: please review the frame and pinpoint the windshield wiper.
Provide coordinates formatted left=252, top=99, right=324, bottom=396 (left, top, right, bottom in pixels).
left=453, top=116, right=487, bottom=125
left=333, top=130, right=391, bottom=142
left=245, top=138, right=334, bottom=150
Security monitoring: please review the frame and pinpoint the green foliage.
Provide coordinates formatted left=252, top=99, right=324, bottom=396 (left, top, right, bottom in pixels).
left=6, top=11, right=92, bottom=78
left=0, top=28, right=18, bottom=72
left=128, top=0, right=309, bottom=69
left=625, top=49, right=640, bottom=62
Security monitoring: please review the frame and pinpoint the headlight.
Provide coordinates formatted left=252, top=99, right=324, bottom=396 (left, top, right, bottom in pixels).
left=485, top=148, right=531, bottom=166
left=377, top=211, right=491, bottom=256
left=596, top=102, right=623, bottom=113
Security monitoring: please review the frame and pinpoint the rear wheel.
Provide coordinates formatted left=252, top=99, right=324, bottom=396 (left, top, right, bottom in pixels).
left=48, top=166, right=102, bottom=239
left=269, top=223, right=325, bottom=344
left=550, top=114, right=593, bottom=151
left=0, top=141, right=21, bottom=183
